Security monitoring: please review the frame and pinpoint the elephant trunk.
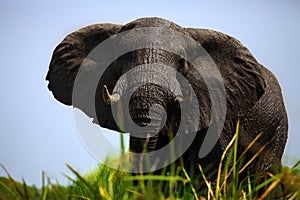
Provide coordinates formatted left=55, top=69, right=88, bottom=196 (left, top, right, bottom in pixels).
left=127, top=82, right=171, bottom=172
left=128, top=83, right=168, bottom=152
left=113, top=50, right=183, bottom=172
left=129, top=134, right=159, bottom=173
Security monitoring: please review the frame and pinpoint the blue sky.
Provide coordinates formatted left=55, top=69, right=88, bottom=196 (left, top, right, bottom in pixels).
left=0, top=1, right=299, bottom=186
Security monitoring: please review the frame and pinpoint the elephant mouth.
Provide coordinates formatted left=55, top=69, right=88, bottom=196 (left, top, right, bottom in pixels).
left=129, top=134, right=158, bottom=153
left=129, top=134, right=160, bottom=172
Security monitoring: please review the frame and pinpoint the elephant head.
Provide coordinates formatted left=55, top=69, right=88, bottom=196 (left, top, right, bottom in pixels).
left=47, top=18, right=208, bottom=164
left=46, top=17, right=288, bottom=176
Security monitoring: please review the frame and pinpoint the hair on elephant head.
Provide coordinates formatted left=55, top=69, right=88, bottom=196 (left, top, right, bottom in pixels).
left=46, top=17, right=288, bottom=186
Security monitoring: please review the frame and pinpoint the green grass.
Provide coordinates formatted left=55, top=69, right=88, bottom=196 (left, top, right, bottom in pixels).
left=1, top=122, right=300, bottom=199
left=0, top=166, right=67, bottom=200
left=1, top=160, right=299, bottom=200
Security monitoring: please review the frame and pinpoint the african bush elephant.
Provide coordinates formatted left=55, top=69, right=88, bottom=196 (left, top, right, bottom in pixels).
left=46, top=17, right=288, bottom=183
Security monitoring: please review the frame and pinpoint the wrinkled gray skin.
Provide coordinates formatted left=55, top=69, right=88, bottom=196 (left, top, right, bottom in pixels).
left=46, top=18, right=288, bottom=186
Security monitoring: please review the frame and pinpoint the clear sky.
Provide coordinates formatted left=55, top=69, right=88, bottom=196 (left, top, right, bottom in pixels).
left=0, top=0, right=299, bottom=187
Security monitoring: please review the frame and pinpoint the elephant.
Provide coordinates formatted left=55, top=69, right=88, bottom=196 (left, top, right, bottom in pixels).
left=46, top=17, right=288, bottom=187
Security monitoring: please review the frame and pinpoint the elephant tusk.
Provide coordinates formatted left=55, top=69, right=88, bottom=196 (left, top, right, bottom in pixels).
left=174, top=86, right=193, bottom=104
left=174, top=96, right=184, bottom=103
left=186, top=85, right=193, bottom=102
left=103, top=85, right=120, bottom=104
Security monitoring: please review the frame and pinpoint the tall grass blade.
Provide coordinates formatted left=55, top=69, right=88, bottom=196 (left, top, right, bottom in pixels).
left=292, top=160, right=300, bottom=169
left=0, top=179, right=17, bottom=198
left=247, top=171, right=253, bottom=200
left=125, top=175, right=185, bottom=182
left=126, top=189, right=143, bottom=198
left=238, top=144, right=266, bottom=174
left=21, top=178, right=30, bottom=200
left=182, top=167, right=199, bottom=200
left=247, top=173, right=280, bottom=198
left=236, top=131, right=264, bottom=164
left=257, top=174, right=282, bottom=200
left=98, top=181, right=111, bottom=200
left=0, top=163, right=26, bottom=199
left=199, top=164, right=214, bottom=199
left=221, top=131, right=264, bottom=190
left=215, top=130, right=237, bottom=199
left=232, top=120, right=240, bottom=199
left=66, top=164, right=96, bottom=194
left=288, top=191, right=299, bottom=200
left=41, top=171, right=48, bottom=200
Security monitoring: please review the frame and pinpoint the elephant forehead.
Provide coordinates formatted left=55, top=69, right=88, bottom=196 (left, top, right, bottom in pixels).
left=117, top=27, right=186, bottom=52
left=116, top=49, right=179, bottom=69
left=122, top=17, right=182, bottom=32
left=113, top=64, right=183, bottom=97
left=120, top=64, right=176, bottom=87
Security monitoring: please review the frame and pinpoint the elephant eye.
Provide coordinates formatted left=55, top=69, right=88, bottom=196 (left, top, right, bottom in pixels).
left=179, top=58, right=185, bottom=66
left=178, top=58, right=188, bottom=72
left=111, top=60, right=123, bottom=77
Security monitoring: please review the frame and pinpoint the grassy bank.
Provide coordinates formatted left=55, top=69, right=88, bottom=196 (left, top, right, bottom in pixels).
left=1, top=160, right=299, bottom=199
left=1, top=123, right=299, bottom=199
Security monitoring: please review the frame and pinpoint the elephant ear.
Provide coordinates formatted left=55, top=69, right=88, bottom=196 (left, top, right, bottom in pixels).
left=46, top=23, right=122, bottom=127
left=183, top=28, right=266, bottom=133
left=185, top=28, right=266, bottom=112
